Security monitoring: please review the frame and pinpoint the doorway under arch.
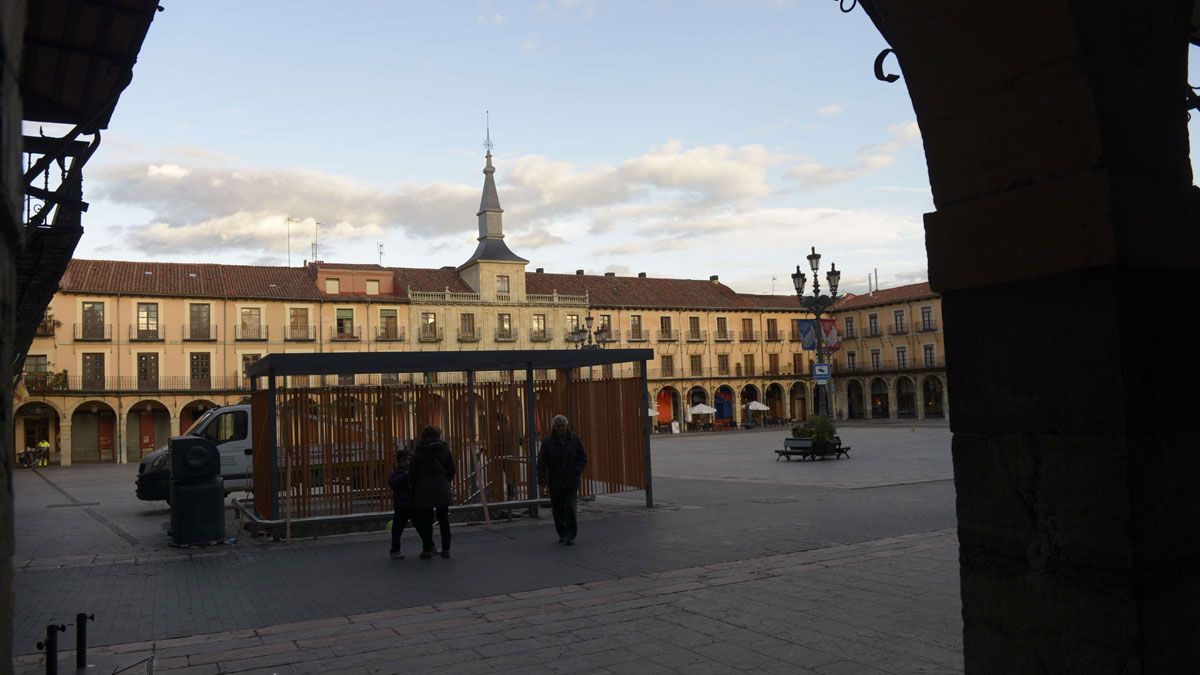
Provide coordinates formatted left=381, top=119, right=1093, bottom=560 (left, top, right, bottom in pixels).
left=790, top=382, right=808, bottom=421
left=896, top=377, right=917, bottom=418
left=71, top=400, right=117, bottom=463
left=14, top=401, right=61, bottom=465
left=922, top=376, right=945, bottom=418
left=870, top=379, right=890, bottom=419
left=764, top=383, right=785, bottom=423
left=127, top=399, right=171, bottom=462
left=846, top=380, right=865, bottom=419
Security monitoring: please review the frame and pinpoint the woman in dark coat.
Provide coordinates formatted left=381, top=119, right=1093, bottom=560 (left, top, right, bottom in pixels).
left=409, top=425, right=456, bottom=559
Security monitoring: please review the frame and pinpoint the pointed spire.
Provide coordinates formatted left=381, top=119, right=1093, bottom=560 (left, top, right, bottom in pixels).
left=478, top=111, right=503, bottom=216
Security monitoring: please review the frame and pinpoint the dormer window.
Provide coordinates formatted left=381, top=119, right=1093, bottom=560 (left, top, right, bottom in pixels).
left=326, top=278, right=340, bottom=294
left=366, top=279, right=379, bottom=295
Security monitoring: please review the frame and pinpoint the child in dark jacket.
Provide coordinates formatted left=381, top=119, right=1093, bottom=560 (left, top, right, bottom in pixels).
left=387, top=449, right=414, bottom=559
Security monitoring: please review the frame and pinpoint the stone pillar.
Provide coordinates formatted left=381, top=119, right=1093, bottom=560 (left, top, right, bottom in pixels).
left=867, top=0, right=1197, bottom=670
left=888, top=378, right=899, bottom=419
left=58, top=420, right=72, bottom=467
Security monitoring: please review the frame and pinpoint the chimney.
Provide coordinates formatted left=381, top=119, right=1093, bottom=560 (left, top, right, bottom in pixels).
left=576, top=269, right=584, bottom=275
left=536, top=267, right=544, bottom=273
left=709, top=275, right=719, bottom=283
left=638, top=272, right=646, bottom=278
left=604, top=272, right=615, bottom=277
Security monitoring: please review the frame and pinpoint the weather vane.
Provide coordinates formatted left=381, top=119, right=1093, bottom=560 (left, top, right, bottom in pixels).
left=483, top=110, right=494, bottom=155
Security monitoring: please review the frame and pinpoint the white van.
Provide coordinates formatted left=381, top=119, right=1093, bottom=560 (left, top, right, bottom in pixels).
left=135, top=404, right=254, bottom=502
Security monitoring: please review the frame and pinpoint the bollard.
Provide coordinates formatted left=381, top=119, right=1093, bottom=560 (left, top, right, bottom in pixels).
left=35, top=624, right=66, bottom=675
left=75, top=613, right=95, bottom=669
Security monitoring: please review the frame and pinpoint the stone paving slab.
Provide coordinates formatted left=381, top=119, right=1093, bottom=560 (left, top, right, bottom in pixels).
left=14, top=528, right=961, bottom=674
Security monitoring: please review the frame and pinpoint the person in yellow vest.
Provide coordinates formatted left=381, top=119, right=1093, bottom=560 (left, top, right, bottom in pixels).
left=36, top=439, right=51, bottom=466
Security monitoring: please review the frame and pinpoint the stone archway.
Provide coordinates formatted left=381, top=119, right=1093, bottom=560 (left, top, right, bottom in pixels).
left=922, top=376, right=945, bottom=418
left=896, top=376, right=917, bottom=418
left=714, top=385, right=735, bottom=428
left=13, top=401, right=61, bottom=465
left=70, top=400, right=117, bottom=463
left=869, top=378, right=889, bottom=419
left=845, top=380, right=865, bottom=419
left=790, top=382, right=808, bottom=421
left=856, top=2, right=1195, bottom=669
left=739, top=384, right=761, bottom=427
left=764, top=383, right=786, bottom=423
left=179, top=399, right=217, bottom=434
left=126, top=399, right=171, bottom=462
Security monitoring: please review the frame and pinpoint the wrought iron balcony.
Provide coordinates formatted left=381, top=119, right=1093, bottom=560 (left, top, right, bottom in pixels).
left=183, top=324, right=218, bottom=341
left=530, top=328, right=553, bottom=342
left=596, top=329, right=618, bottom=343
left=918, top=320, right=938, bottom=332
left=657, top=329, right=678, bottom=342
left=714, top=331, right=733, bottom=342
left=495, top=328, right=518, bottom=342
left=235, top=324, right=268, bottom=341
left=331, top=325, right=361, bottom=341
left=565, top=328, right=585, bottom=343
left=844, top=329, right=858, bottom=340
left=24, top=374, right=247, bottom=393
left=74, top=323, right=111, bottom=341
left=458, top=327, right=481, bottom=343
left=865, top=327, right=882, bottom=338
left=789, top=331, right=802, bottom=342
left=376, top=326, right=406, bottom=342
left=129, top=325, right=165, bottom=341
left=417, top=326, right=443, bottom=342
left=285, top=325, right=317, bottom=341
left=685, top=330, right=706, bottom=342
left=764, top=330, right=782, bottom=342
left=739, top=330, right=758, bottom=342
left=889, top=323, right=909, bottom=336
left=627, top=329, right=648, bottom=342
left=35, top=319, right=56, bottom=337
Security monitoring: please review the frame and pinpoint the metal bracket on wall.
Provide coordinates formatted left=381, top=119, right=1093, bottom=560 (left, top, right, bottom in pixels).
left=874, top=48, right=900, bottom=83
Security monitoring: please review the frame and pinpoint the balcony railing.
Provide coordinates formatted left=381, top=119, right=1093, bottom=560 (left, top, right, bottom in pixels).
left=183, top=324, right=218, bottom=341
left=417, top=326, right=444, bottom=343
left=285, top=325, right=317, bottom=341
left=840, top=358, right=940, bottom=373
left=331, top=325, right=361, bottom=341
left=74, top=323, right=111, bottom=341
left=35, top=319, right=56, bottom=337
left=866, top=327, right=883, bottom=338
left=530, top=328, right=553, bottom=342
left=918, top=320, right=938, bottom=332
left=764, top=330, right=782, bottom=342
left=495, top=328, right=517, bottom=342
left=627, top=329, right=648, bottom=342
left=565, top=328, right=585, bottom=343
left=845, top=329, right=858, bottom=340
left=24, top=374, right=250, bottom=393
left=526, top=292, right=589, bottom=305
left=129, top=325, right=165, bottom=341
left=739, top=330, right=758, bottom=342
left=458, top=327, right=481, bottom=343
left=789, top=331, right=802, bottom=342
left=496, top=293, right=511, bottom=302
left=597, top=329, right=617, bottom=343
left=714, top=331, right=733, bottom=342
left=889, top=323, right=909, bottom=336
left=376, top=325, right=406, bottom=342
left=657, top=329, right=677, bottom=342
left=235, top=325, right=268, bottom=341
left=685, top=330, right=706, bottom=342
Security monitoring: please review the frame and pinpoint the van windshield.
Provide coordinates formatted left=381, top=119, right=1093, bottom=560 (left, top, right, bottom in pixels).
left=183, top=411, right=215, bottom=437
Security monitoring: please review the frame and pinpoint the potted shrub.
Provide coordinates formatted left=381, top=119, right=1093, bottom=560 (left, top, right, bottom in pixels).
left=793, top=415, right=837, bottom=455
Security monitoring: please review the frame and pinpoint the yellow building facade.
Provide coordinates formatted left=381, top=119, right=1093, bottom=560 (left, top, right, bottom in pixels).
left=14, top=152, right=948, bottom=464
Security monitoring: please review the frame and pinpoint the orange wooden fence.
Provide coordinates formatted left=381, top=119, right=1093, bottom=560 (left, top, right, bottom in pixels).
left=251, top=375, right=648, bottom=520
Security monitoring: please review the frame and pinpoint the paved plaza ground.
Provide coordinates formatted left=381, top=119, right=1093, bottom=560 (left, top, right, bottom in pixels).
left=11, top=421, right=962, bottom=674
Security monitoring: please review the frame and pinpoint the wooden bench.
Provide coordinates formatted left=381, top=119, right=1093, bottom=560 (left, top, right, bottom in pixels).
left=776, top=436, right=851, bottom=461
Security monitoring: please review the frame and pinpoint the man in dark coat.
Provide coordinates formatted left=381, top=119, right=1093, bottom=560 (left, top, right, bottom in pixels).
left=409, top=425, right=456, bottom=559
left=538, top=415, right=588, bottom=545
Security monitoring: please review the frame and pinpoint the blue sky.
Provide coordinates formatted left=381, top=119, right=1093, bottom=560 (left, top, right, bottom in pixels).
left=71, top=1, right=939, bottom=295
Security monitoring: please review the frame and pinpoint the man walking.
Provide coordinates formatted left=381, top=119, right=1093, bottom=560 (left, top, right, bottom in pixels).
left=538, top=415, right=588, bottom=545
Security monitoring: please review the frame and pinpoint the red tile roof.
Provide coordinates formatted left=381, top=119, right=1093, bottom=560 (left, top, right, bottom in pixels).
left=526, top=272, right=758, bottom=310
left=62, top=259, right=323, bottom=301
left=393, top=267, right=475, bottom=294
left=832, top=282, right=938, bottom=311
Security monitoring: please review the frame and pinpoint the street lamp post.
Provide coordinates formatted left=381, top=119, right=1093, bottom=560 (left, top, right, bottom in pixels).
left=792, top=246, right=841, bottom=418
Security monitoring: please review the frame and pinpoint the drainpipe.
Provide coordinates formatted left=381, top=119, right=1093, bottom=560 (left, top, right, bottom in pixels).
left=115, top=292, right=123, bottom=463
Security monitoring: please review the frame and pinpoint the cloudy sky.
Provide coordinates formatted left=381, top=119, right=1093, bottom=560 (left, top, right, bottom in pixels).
left=64, top=1, right=940, bottom=295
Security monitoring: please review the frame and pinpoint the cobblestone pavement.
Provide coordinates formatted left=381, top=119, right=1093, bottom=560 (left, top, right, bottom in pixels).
left=12, top=424, right=962, bottom=673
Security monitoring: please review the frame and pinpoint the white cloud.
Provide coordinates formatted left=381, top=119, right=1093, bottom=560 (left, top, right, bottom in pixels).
left=87, top=132, right=928, bottom=284
left=477, top=13, right=505, bottom=25
left=817, top=103, right=846, bottom=116
left=786, top=121, right=922, bottom=191
left=521, top=35, right=540, bottom=53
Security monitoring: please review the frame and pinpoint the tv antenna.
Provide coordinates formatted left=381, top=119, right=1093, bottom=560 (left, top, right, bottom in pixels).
left=377, top=242, right=384, bottom=266
left=311, top=221, right=322, bottom=261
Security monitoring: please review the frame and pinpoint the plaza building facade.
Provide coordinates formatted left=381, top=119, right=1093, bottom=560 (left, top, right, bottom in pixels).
left=13, top=152, right=948, bottom=464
